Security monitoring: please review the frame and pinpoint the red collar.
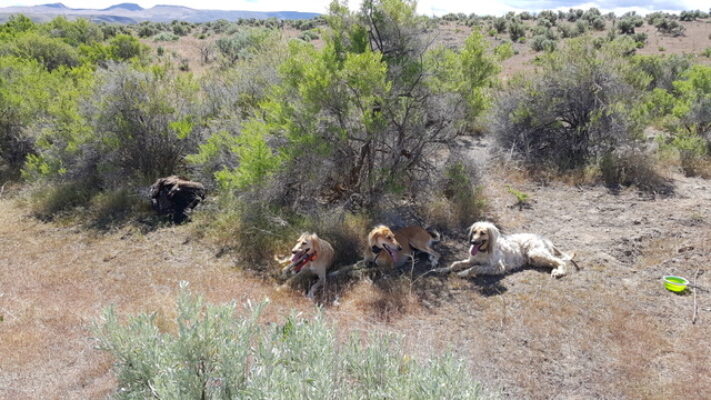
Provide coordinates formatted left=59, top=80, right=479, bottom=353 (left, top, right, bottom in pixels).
left=293, top=252, right=317, bottom=272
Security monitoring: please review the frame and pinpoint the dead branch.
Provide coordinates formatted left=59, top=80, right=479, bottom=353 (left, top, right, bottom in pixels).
left=327, top=259, right=377, bottom=283
left=692, top=267, right=700, bottom=325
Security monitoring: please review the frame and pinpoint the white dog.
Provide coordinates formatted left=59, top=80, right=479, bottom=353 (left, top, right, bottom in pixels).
left=446, top=221, right=577, bottom=279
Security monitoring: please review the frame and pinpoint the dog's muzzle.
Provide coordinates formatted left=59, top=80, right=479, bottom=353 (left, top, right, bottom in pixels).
left=291, top=249, right=310, bottom=263
left=382, top=243, right=398, bottom=260
left=469, top=240, right=485, bottom=256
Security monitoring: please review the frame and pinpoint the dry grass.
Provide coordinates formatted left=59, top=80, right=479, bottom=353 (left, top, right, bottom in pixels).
left=0, top=198, right=316, bottom=400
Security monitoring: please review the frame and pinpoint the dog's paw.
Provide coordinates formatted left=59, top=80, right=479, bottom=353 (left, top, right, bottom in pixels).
left=456, top=268, right=474, bottom=278
left=551, top=269, right=566, bottom=279
left=428, top=267, right=451, bottom=275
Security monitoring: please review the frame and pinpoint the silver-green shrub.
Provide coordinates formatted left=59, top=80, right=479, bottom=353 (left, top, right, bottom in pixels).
left=95, top=282, right=492, bottom=400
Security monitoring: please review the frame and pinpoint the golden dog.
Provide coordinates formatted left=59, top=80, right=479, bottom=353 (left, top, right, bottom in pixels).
left=277, top=232, right=335, bottom=298
left=366, top=225, right=441, bottom=268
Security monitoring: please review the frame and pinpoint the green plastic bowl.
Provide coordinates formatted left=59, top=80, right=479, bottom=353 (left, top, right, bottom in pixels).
left=663, top=276, right=689, bottom=293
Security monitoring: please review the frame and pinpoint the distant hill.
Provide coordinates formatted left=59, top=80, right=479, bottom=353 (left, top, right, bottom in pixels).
left=102, top=3, right=144, bottom=12
left=0, top=3, right=320, bottom=23
left=41, top=3, right=69, bottom=9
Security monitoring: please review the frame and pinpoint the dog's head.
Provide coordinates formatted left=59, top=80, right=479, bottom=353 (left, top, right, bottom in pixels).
left=467, top=221, right=500, bottom=257
left=367, top=225, right=403, bottom=262
left=290, top=232, right=320, bottom=265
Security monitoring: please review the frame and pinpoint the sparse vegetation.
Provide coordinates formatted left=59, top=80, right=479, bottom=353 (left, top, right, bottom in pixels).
left=96, top=283, right=490, bottom=400
left=1, top=4, right=710, bottom=399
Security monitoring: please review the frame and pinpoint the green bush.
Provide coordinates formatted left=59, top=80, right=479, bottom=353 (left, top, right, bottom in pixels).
left=632, top=32, right=647, bottom=47
left=494, top=41, right=515, bottom=60
left=87, top=188, right=147, bottom=229
left=425, top=161, right=486, bottom=229
left=558, top=23, right=577, bottom=38
left=617, top=16, right=643, bottom=35
left=591, top=17, right=606, bottom=30
left=137, top=24, right=158, bottom=38
left=508, top=22, right=525, bottom=41
left=631, top=54, right=691, bottom=91
left=666, top=133, right=710, bottom=177
left=46, top=16, right=103, bottom=46
left=0, top=56, right=62, bottom=179
left=195, top=2, right=497, bottom=208
left=654, top=18, right=685, bottom=37
left=492, top=37, right=647, bottom=171
left=216, top=28, right=271, bottom=66
left=7, top=31, right=80, bottom=71
left=29, top=64, right=200, bottom=186
left=298, top=29, right=320, bottom=41
left=95, top=283, right=491, bottom=400
left=599, top=147, right=669, bottom=193
left=671, top=65, right=711, bottom=140
left=153, top=31, right=179, bottom=41
left=108, top=34, right=149, bottom=61
left=0, top=14, right=35, bottom=33
left=30, top=180, right=94, bottom=220
left=530, top=35, right=556, bottom=52
left=492, top=17, right=507, bottom=33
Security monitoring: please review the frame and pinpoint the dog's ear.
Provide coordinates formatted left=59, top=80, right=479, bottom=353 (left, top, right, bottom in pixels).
left=467, top=223, right=477, bottom=242
left=487, top=224, right=500, bottom=248
left=311, top=234, right=321, bottom=253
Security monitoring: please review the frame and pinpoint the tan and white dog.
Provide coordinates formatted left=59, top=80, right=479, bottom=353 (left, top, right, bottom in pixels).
left=366, top=225, right=441, bottom=268
left=277, top=232, right=335, bottom=298
left=446, top=221, right=577, bottom=278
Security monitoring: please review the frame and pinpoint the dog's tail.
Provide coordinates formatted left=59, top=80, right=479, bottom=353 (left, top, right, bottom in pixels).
left=554, top=247, right=581, bottom=271
left=426, top=228, right=441, bottom=243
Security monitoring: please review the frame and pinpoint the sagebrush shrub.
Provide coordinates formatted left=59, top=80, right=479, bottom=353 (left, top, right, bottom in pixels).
left=216, top=28, right=271, bottom=65
left=654, top=18, right=685, bottom=37
left=30, top=180, right=95, bottom=220
left=95, top=283, right=491, bottom=400
left=84, top=63, right=200, bottom=183
left=491, top=37, right=647, bottom=171
left=7, top=31, right=80, bottom=71
left=667, top=133, right=711, bottom=177
left=599, top=147, right=670, bottom=193
left=424, top=161, right=486, bottom=230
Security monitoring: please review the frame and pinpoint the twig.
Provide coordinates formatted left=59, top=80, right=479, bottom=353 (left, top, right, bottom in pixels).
left=408, top=256, right=416, bottom=296
left=0, top=183, right=5, bottom=198
left=692, top=267, right=700, bottom=325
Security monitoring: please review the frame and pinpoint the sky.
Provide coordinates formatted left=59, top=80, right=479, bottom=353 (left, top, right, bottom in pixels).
left=3, top=0, right=709, bottom=16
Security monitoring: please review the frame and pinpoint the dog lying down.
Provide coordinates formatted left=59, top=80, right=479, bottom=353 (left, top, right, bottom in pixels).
left=366, top=225, right=441, bottom=268
left=439, top=221, right=579, bottom=278
left=276, top=232, right=335, bottom=299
